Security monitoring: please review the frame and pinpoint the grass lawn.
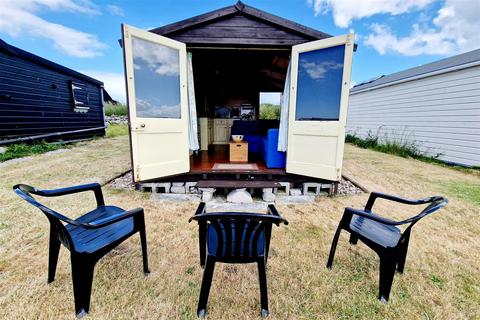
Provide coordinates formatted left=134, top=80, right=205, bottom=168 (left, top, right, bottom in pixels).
left=0, top=136, right=479, bottom=319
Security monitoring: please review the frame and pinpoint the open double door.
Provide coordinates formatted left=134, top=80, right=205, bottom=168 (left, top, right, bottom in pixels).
left=122, top=24, right=354, bottom=182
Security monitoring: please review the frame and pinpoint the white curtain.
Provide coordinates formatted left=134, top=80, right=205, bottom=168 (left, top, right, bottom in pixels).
left=277, top=62, right=291, bottom=152
left=187, top=51, right=199, bottom=151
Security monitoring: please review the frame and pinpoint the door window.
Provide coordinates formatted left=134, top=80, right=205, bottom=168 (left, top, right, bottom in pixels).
left=295, top=45, right=345, bottom=121
left=132, top=36, right=181, bottom=118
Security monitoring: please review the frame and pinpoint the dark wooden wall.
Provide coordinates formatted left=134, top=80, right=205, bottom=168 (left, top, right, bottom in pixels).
left=165, top=14, right=316, bottom=47
left=0, top=50, right=105, bottom=141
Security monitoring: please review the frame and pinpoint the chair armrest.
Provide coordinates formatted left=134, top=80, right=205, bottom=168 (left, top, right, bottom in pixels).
left=84, top=207, right=144, bottom=229
left=267, top=204, right=289, bottom=225
left=345, top=207, right=400, bottom=225
left=31, top=183, right=105, bottom=207
left=365, top=192, right=441, bottom=211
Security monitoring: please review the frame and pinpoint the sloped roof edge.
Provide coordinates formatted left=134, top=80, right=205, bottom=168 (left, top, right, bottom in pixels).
left=0, top=39, right=103, bottom=86
left=150, top=1, right=331, bottom=40
left=351, top=48, right=480, bottom=93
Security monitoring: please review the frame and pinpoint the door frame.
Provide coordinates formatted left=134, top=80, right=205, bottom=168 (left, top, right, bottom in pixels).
left=286, top=33, right=355, bottom=181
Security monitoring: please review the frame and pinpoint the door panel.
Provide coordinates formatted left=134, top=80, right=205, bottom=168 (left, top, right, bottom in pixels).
left=286, top=34, right=354, bottom=181
left=122, top=24, right=190, bottom=182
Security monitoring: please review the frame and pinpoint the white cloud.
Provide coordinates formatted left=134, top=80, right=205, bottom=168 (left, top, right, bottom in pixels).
left=301, top=60, right=343, bottom=80
left=364, top=0, right=480, bottom=55
left=81, top=70, right=126, bottom=103
left=0, top=0, right=107, bottom=58
left=307, top=0, right=433, bottom=27
left=107, top=4, right=124, bottom=17
left=133, top=38, right=179, bottom=76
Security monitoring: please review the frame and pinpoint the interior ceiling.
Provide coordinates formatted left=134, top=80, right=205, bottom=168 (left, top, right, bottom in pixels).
left=191, top=49, right=290, bottom=93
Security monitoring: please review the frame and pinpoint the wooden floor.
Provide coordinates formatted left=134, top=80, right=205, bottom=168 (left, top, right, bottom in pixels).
left=190, top=144, right=285, bottom=174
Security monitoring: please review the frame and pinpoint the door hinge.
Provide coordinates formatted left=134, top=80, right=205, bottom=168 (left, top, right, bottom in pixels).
left=135, top=165, right=140, bottom=181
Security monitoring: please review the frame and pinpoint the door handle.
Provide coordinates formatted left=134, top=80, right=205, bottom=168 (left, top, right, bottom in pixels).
left=132, top=123, right=146, bottom=131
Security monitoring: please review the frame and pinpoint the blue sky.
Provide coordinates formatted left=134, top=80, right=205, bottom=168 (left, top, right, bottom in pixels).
left=1, top=0, right=478, bottom=102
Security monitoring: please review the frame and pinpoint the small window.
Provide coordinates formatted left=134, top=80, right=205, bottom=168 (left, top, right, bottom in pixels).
left=295, top=44, right=345, bottom=121
left=132, top=36, right=181, bottom=119
left=259, top=92, right=281, bottom=120
left=69, top=81, right=90, bottom=113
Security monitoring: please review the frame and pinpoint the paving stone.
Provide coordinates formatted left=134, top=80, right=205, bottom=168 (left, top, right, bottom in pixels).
left=227, top=188, right=253, bottom=203
left=289, top=188, right=302, bottom=196
left=151, top=193, right=200, bottom=202
left=276, top=195, right=315, bottom=204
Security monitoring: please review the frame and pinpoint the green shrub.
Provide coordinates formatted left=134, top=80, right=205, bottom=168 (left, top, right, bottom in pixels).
left=105, top=103, right=128, bottom=116
left=0, top=141, right=67, bottom=162
left=106, top=123, right=129, bottom=138
left=259, top=103, right=280, bottom=120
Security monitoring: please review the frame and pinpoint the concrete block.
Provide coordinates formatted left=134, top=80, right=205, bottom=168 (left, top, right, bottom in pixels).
left=274, top=182, right=290, bottom=195
left=170, top=186, right=186, bottom=194
left=154, top=182, right=171, bottom=193
left=262, top=190, right=276, bottom=202
left=199, top=188, right=216, bottom=202
left=185, top=182, right=198, bottom=193
left=303, top=182, right=321, bottom=195
left=227, top=188, right=253, bottom=203
left=172, top=182, right=185, bottom=186
left=289, top=188, right=302, bottom=196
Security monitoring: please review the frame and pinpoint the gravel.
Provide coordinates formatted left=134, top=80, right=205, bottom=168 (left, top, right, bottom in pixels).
left=109, top=171, right=135, bottom=190
left=337, top=179, right=364, bottom=195
left=106, top=115, right=128, bottom=124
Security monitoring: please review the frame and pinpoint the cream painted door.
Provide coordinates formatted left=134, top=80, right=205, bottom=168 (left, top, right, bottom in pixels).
left=286, top=34, right=354, bottom=181
left=122, top=24, right=189, bottom=182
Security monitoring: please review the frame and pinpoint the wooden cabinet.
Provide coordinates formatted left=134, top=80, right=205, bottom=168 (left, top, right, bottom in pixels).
left=213, top=119, right=235, bottom=144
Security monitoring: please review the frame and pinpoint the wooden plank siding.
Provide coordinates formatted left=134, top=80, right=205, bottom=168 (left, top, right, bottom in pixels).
left=346, top=65, right=480, bottom=167
left=0, top=49, right=105, bottom=141
left=165, top=14, right=315, bottom=46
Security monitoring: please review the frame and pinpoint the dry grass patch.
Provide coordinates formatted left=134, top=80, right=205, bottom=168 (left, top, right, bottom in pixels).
left=0, top=137, right=479, bottom=319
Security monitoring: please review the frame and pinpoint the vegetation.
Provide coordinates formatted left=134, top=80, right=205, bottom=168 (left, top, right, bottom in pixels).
left=105, top=103, right=128, bottom=116
left=1, top=137, right=479, bottom=318
left=445, top=181, right=480, bottom=206
left=345, top=131, right=479, bottom=173
left=259, top=103, right=280, bottom=120
left=0, top=141, right=68, bottom=162
left=106, top=123, right=129, bottom=138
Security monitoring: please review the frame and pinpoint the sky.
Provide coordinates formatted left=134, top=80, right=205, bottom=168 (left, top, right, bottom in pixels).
left=1, top=0, right=479, bottom=103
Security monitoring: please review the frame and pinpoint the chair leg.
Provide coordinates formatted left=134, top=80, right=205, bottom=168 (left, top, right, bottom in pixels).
left=139, top=227, right=150, bottom=275
left=71, top=255, right=95, bottom=318
left=326, top=226, right=342, bottom=269
left=349, top=234, right=358, bottom=245
left=197, top=256, right=216, bottom=318
left=397, top=236, right=410, bottom=273
left=378, top=254, right=397, bottom=303
left=48, top=231, right=61, bottom=283
left=257, top=258, right=269, bottom=318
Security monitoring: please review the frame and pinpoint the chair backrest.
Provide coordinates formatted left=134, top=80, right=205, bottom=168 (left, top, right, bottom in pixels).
left=192, top=212, right=285, bottom=261
left=13, top=184, right=74, bottom=248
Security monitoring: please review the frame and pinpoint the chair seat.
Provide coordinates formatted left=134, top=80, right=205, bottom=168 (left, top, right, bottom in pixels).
left=66, top=206, right=134, bottom=253
left=350, top=215, right=401, bottom=248
left=207, top=221, right=265, bottom=259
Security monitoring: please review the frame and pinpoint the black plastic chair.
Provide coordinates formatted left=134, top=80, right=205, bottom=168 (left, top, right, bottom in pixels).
left=189, top=202, right=288, bottom=318
left=13, top=183, right=150, bottom=318
left=327, top=192, right=448, bottom=302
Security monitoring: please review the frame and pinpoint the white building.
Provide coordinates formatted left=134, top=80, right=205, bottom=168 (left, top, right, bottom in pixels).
left=347, top=49, right=480, bottom=167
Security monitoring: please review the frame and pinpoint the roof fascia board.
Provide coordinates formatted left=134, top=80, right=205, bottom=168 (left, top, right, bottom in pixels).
left=350, top=60, right=480, bottom=95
